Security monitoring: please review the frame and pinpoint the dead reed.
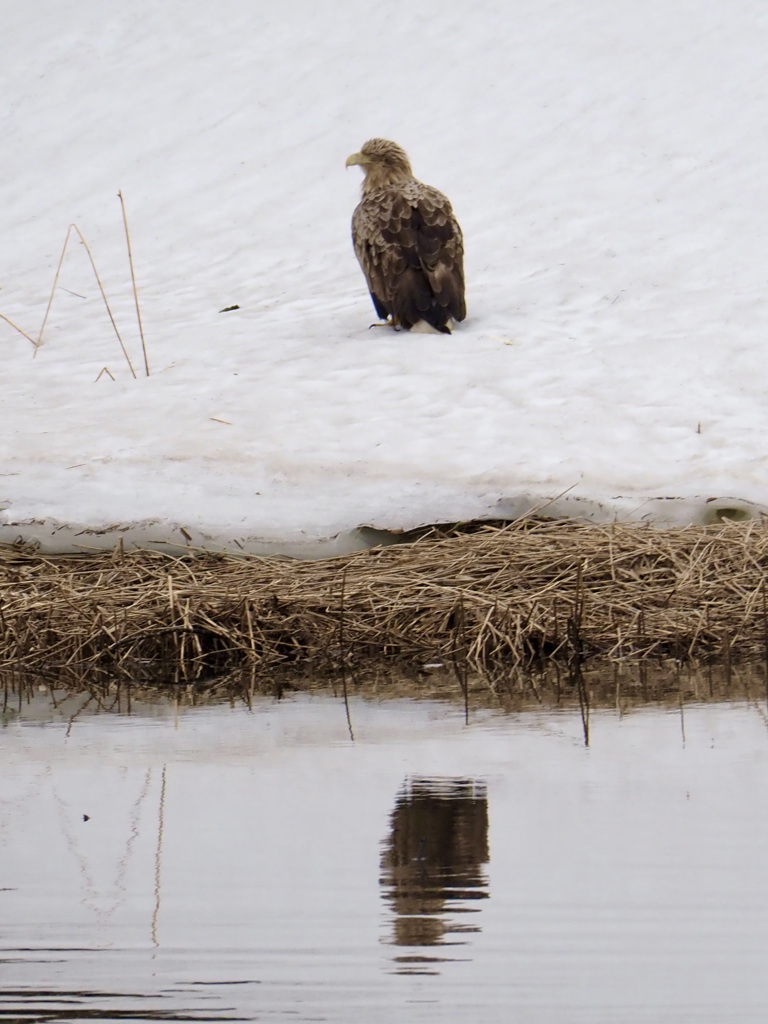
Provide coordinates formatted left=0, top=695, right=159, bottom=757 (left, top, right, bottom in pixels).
left=1, top=195, right=148, bottom=378
left=2, top=517, right=768, bottom=687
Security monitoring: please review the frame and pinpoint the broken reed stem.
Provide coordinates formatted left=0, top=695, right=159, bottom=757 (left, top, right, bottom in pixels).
left=450, top=594, right=469, bottom=721
left=339, top=567, right=354, bottom=741
left=35, top=222, right=137, bottom=378
left=71, top=224, right=137, bottom=379
left=460, top=593, right=469, bottom=723
left=36, top=223, right=74, bottom=349
left=0, top=312, right=39, bottom=350
left=118, top=191, right=149, bottom=377
left=575, top=660, right=590, bottom=746
left=4, top=204, right=148, bottom=375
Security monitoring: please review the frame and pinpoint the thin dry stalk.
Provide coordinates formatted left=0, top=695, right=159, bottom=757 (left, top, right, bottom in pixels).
left=37, top=223, right=137, bottom=378
left=72, top=224, right=137, bottom=379
left=36, top=223, right=73, bottom=348
left=0, top=312, right=39, bottom=350
left=118, top=191, right=149, bottom=377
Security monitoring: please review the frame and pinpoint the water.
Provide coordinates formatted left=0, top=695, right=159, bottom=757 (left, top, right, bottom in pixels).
left=3, top=690, right=768, bottom=1022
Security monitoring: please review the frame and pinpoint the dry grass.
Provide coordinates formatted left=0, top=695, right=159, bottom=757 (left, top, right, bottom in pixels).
left=2, top=517, right=768, bottom=687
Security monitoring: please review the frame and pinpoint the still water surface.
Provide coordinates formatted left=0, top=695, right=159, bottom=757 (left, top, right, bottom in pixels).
left=3, top=692, right=768, bottom=1022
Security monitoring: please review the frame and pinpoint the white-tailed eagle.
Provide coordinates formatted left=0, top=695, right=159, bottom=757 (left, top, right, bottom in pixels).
left=346, top=139, right=466, bottom=334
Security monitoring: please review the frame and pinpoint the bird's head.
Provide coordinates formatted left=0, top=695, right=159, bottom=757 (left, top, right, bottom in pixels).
left=346, top=138, right=413, bottom=191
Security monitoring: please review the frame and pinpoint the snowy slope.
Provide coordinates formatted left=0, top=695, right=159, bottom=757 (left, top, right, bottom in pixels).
left=2, top=0, right=768, bottom=554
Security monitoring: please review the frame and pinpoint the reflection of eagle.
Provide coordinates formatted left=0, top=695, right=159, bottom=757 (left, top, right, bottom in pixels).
left=346, top=139, right=466, bottom=334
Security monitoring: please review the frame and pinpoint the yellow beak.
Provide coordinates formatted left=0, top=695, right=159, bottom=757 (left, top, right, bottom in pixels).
left=345, top=152, right=367, bottom=168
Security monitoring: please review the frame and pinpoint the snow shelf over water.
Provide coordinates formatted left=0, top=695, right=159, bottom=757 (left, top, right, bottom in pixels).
left=2, top=494, right=766, bottom=559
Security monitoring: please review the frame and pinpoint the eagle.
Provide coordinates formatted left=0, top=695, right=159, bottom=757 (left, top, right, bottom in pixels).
left=346, top=139, right=466, bottom=334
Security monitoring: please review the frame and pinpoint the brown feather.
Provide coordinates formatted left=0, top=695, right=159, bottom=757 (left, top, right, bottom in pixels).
left=348, top=139, right=466, bottom=333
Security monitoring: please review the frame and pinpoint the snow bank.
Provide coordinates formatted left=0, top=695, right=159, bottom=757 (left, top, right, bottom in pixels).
left=3, top=0, right=768, bottom=554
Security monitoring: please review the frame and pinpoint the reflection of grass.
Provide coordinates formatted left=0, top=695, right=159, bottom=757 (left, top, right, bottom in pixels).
left=3, top=660, right=766, bottom=721
left=4, top=518, right=768, bottom=688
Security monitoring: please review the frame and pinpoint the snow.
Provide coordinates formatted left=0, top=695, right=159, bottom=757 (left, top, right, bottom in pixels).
left=3, top=0, right=768, bottom=555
